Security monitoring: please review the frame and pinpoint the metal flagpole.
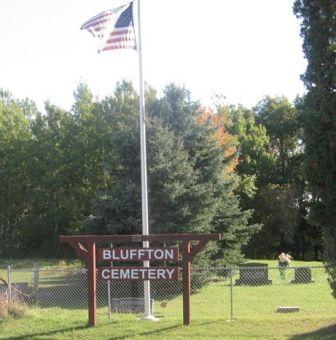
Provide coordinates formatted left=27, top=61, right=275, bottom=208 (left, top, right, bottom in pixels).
left=136, top=0, right=154, bottom=320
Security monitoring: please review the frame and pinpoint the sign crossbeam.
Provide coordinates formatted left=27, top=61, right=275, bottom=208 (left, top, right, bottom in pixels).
left=60, top=233, right=221, bottom=244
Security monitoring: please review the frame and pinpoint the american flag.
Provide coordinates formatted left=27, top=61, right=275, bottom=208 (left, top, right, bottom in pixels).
left=81, top=1, right=136, bottom=52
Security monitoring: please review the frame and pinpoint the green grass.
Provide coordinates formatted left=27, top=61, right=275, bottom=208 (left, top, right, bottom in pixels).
left=1, top=259, right=335, bottom=339
left=0, top=259, right=83, bottom=284
left=1, top=309, right=335, bottom=339
left=191, top=272, right=336, bottom=320
left=245, top=259, right=324, bottom=267
left=0, top=258, right=323, bottom=287
left=0, top=258, right=83, bottom=270
left=0, top=258, right=324, bottom=270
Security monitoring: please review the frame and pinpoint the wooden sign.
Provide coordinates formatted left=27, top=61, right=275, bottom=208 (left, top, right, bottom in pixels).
left=60, top=233, right=222, bottom=326
left=98, top=247, right=179, bottom=262
left=98, top=266, right=179, bottom=280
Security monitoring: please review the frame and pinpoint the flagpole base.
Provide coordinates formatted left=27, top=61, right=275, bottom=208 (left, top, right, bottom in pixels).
left=142, top=315, right=160, bottom=322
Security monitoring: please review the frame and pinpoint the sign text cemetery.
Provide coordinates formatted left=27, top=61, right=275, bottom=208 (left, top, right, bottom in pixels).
left=99, top=267, right=178, bottom=280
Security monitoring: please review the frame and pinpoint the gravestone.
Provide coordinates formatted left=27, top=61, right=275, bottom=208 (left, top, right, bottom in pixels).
left=291, top=267, right=313, bottom=284
left=11, top=283, right=30, bottom=301
left=110, top=298, right=154, bottom=313
left=0, top=284, right=7, bottom=295
left=277, top=306, right=300, bottom=313
left=235, top=263, right=272, bottom=286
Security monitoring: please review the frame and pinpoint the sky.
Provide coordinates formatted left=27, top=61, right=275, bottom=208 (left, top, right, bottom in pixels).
left=0, top=0, right=306, bottom=111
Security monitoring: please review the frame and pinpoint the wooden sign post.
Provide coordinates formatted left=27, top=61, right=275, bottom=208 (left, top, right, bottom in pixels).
left=60, top=233, right=221, bottom=327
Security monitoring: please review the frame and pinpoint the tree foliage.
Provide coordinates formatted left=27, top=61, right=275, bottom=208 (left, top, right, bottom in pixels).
left=294, top=0, right=336, bottom=295
left=0, top=91, right=31, bottom=255
left=0, top=82, right=259, bottom=264
left=0, top=70, right=327, bottom=266
left=86, top=83, right=258, bottom=264
left=218, top=97, right=317, bottom=260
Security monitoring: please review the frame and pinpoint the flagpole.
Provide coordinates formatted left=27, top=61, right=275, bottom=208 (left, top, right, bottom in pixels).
left=136, top=0, right=154, bottom=320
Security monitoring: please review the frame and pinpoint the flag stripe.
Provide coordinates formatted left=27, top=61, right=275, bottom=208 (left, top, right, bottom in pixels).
left=81, top=10, right=115, bottom=29
left=109, top=27, right=133, bottom=35
left=106, top=37, right=135, bottom=44
left=103, top=37, right=135, bottom=49
left=102, top=44, right=134, bottom=52
left=82, top=17, right=111, bottom=30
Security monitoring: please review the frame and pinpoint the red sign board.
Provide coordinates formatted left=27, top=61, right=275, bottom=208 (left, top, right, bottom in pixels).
left=98, top=247, right=179, bottom=262
left=98, top=266, right=179, bottom=280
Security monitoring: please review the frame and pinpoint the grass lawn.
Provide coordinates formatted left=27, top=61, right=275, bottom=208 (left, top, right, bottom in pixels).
left=0, top=258, right=83, bottom=270
left=0, top=259, right=83, bottom=284
left=245, top=259, right=324, bottom=267
left=1, top=259, right=335, bottom=339
left=1, top=309, right=336, bottom=339
left=0, top=258, right=324, bottom=286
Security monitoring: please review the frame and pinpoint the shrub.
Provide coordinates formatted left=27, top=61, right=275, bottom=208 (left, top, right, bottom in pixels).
left=0, top=294, right=28, bottom=320
left=8, top=299, right=28, bottom=318
left=0, top=294, right=9, bottom=319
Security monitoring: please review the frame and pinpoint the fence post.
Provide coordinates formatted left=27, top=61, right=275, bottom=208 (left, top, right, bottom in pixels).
left=107, top=281, right=111, bottom=319
left=107, top=243, right=113, bottom=320
left=7, top=265, right=12, bottom=302
left=33, top=262, right=40, bottom=305
left=230, top=268, right=234, bottom=320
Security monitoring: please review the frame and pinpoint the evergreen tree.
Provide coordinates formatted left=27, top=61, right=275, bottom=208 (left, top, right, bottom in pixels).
left=294, top=0, right=336, bottom=294
left=87, top=83, right=258, bottom=264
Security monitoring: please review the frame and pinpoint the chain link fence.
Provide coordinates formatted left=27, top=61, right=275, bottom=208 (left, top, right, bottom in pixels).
left=1, top=264, right=335, bottom=322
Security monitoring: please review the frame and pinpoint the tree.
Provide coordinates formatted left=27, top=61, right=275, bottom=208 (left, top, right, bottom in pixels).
left=294, top=0, right=336, bottom=295
left=87, top=82, right=258, bottom=265
left=0, top=82, right=258, bottom=261
left=251, top=97, right=307, bottom=258
left=254, top=96, right=301, bottom=184
left=0, top=90, right=32, bottom=256
left=223, top=98, right=317, bottom=259
left=150, top=85, right=259, bottom=263
left=85, top=82, right=142, bottom=235
left=20, top=84, right=117, bottom=255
